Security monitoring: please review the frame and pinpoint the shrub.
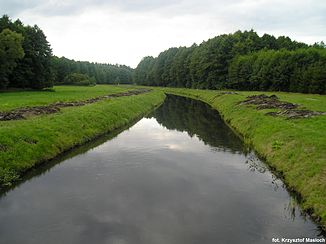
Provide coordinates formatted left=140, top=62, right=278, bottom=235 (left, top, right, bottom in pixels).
left=63, top=73, right=96, bottom=86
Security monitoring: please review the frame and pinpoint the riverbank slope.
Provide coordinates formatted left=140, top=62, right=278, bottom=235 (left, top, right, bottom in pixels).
left=0, top=86, right=165, bottom=186
left=163, top=87, right=326, bottom=229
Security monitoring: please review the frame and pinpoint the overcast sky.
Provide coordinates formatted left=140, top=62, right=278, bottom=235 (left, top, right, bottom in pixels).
left=1, top=0, right=325, bottom=67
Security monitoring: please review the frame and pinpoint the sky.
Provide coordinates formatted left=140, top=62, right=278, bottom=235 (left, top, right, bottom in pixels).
left=1, top=0, right=325, bottom=68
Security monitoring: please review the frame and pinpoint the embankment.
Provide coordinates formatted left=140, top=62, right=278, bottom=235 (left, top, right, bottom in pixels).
left=163, top=87, right=326, bottom=229
left=0, top=90, right=165, bottom=187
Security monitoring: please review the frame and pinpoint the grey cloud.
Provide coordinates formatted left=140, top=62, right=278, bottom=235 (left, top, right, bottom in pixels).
left=2, top=0, right=326, bottom=22
left=203, top=0, right=326, bottom=39
left=0, top=0, right=42, bottom=15
left=1, top=0, right=325, bottom=45
left=1, top=0, right=246, bottom=17
left=1, top=0, right=183, bottom=16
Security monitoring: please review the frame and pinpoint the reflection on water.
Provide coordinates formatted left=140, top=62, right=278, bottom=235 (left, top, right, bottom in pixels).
left=151, top=95, right=245, bottom=153
left=0, top=95, right=324, bottom=244
left=0, top=122, right=135, bottom=198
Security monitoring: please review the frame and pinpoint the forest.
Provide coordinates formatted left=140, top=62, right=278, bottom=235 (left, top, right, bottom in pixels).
left=1, top=14, right=326, bottom=94
left=52, top=57, right=133, bottom=86
left=134, top=30, right=326, bottom=94
left=0, top=15, right=133, bottom=89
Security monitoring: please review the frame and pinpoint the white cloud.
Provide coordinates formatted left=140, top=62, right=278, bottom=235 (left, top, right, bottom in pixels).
left=1, top=0, right=325, bottom=67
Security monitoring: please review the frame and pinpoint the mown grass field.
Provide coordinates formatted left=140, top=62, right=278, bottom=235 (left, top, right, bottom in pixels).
left=0, top=85, right=134, bottom=111
left=162, top=87, right=326, bottom=228
left=0, top=85, right=165, bottom=186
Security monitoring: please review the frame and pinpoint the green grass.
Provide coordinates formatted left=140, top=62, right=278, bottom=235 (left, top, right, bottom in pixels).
left=162, top=87, right=326, bottom=228
left=1, top=84, right=325, bottom=228
left=0, top=86, right=165, bottom=186
left=0, top=85, right=133, bottom=111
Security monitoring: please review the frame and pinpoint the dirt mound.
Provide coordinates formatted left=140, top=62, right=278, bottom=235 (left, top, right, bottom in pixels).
left=266, top=110, right=326, bottom=119
left=0, top=106, right=60, bottom=121
left=0, top=88, right=151, bottom=121
left=241, top=94, right=298, bottom=110
left=241, top=94, right=325, bottom=119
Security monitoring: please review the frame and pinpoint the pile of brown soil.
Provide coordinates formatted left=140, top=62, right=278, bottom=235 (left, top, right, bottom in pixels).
left=241, top=94, right=325, bottom=119
left=266, top=110, right=326, bottom=119
left=241, top=94, right=298, bottom=110
left=0, top=88, right=151, bottom=121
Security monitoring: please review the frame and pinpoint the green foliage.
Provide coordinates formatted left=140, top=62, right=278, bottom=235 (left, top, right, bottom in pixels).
left=0, top=15, right=53, bottom=89
left=0, top=15, right=133, bottom=88
left=133, top=56, right=155, bottom=86
left=312, top=41, right=326, bottom=49
left=170, top=45, right=197, bottom=88
left=133, top=29, right=326, bottom=94
left=52, top=56, right=133, bottom=85
left=63, top=73, right=96, bottom=86
left=0, top=28, right=24, bottom=89
left=229, top=48, right=326, bottom=94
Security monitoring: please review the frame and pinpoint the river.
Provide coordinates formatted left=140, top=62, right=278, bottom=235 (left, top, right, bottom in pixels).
left=0, top=95, right=323, bottom=244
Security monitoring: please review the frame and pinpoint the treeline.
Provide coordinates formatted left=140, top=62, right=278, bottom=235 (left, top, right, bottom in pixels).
left=229, top=48, right=326, bottom=94
left=52, top=57, right=133, bottom=85
left=63, top=73, right=96, bottom=86
left=134, top=30, right=326, bottom=94
left=2, top=14, right=325, bottom=93
left=0, top=15, right=52, bottom=89
left=0, top=15, right=133, bottom=90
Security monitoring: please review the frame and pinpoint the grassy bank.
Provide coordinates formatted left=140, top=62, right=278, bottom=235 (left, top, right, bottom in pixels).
left=0, top=85, right=132, bottom=111
left=0, top=86, right=165, bottom=186
left=162, top=87, right=326, bottom=228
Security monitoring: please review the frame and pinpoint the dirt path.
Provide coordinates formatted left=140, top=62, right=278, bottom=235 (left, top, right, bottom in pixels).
left=0, top=88, right=152, bottom=121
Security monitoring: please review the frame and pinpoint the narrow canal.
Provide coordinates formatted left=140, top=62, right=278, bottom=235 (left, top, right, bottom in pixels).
left=0, top=95, right=323, bottom=244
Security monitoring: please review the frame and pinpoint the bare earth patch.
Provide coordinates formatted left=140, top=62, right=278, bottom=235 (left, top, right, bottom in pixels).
left=0, top=88, right=151, bottom=121
left=240, top=94, right=326, bottom=119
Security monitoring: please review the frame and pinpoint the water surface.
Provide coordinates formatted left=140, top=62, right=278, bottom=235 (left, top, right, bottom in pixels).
left=0, top=95, right=323, bottom=244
